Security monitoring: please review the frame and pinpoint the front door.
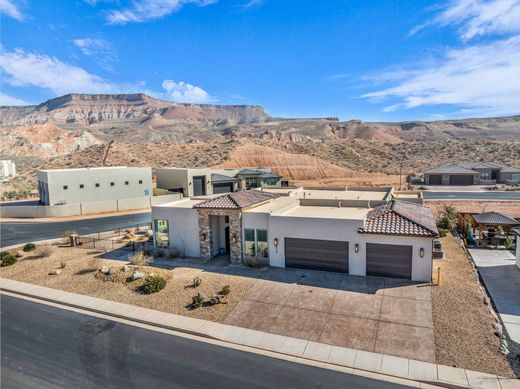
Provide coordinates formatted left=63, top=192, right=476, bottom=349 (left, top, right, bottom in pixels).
left=225, top=226, right=230, bottom=254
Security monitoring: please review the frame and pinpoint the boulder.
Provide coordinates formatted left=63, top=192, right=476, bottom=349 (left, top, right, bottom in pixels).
left=49, top=269, right=62, bottom=275
left=100, top=266, right=110, bottom=274
left=108, top=267, right=116, bottom=275
left=14, top=251, right=24, bottom=258
left=122, top=265, right=131, bottom=272
left=131, top=271, right=144, bottom=280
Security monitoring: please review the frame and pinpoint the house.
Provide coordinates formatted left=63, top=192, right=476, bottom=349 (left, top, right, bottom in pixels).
left=37, top=166, right=152, bottom=206
left=424, top=162, right=520, bottom=185
left=155, top=167, right=283, bottom=197
left=152, top=187, right=437, bottom=281
left=0, top=160, right=16, bottom=178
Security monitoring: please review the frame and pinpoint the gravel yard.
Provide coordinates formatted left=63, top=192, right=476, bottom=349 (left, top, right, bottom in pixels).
left=0, top=245, right=255, bottom=322
left=432, top=234, right=516, bottom=377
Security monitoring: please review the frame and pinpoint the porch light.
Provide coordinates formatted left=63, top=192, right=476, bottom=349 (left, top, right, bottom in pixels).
left=420, top=248, right=425, bottom=258
left=273, top=238, right=279, bottom=247
left=354, top=243, right=359, bottom=253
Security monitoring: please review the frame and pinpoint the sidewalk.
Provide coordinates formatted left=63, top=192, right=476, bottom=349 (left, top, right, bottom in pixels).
left=1, top=278, right=518, bottom=389
left=468, top=249, right=520, bottom=345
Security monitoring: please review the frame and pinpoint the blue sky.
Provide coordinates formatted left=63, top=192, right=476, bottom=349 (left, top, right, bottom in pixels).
left=1, top=0, right=519, bottom=121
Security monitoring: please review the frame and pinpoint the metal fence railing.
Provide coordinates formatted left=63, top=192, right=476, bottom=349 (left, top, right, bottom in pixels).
left=73, top=222, right=153, bottom=252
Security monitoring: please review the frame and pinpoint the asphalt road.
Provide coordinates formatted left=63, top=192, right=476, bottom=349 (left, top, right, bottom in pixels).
left=423, top=191, right=520, bottom=200
left=0, top=295, right=414, bottom=389
left=0, top=212, right=151, bottom=247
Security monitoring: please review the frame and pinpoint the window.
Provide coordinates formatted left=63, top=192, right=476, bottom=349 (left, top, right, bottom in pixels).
left=79, top=184, right=84, bottom=189
left=154, top=219, right=169, bottom=248
left=139, top=179, right=143, bottom=184
left=256, top=229, right=268, bottom=258
left=480, top=172, right=490, bottom=180
left=125, top=181, right=129, bottom=185
left=95, top=183, right=100, bottom=188
left=244, top=229, right=256, bottom=256
left=245, top=177, right=260, bottom=189
left=63, top=185, right=68, bottom=190
left=110, top=182, right=115, bottom=186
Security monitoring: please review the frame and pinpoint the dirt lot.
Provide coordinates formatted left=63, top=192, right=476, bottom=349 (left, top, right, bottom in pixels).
left=427, top=200, right=520, bottom=219
left=431, top=234, right=516, bottom=377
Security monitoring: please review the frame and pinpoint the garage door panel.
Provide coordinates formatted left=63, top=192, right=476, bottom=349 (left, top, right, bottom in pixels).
left=449, top=175, right=474, bottom=185
left=212, top=182, right=234, bottom=194
left=285, top=238, right=348, bottom=273
left=366, top=243, right=412, bottom=279
left=428, top=174, right=442, bottom=185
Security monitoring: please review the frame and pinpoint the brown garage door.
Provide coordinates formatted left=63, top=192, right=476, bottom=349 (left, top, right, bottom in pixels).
left=449, top=175, right=474, bottom=185
left=428, top=174, right=442, bottom=185
left=285, top=238, right=348, bottom=273
left=366, top=243, right=412, bottom=279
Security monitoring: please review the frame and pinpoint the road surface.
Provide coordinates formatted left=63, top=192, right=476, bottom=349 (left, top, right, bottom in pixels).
left=0, top=212, right=151, bottom=247
left=0, top=295, right=414, bottom=389
left=423, top=191, right=520, bottom=200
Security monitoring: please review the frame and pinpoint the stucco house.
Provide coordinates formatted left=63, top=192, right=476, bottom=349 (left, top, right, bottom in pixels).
left=152, top=187, right=438, bottom=282
left=155, top=167, right=283, bottom=197
left=424, top=162, right=520, bottom=185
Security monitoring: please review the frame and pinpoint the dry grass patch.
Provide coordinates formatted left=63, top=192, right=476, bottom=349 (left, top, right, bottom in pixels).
left=432, top=234, right=515, bottom=377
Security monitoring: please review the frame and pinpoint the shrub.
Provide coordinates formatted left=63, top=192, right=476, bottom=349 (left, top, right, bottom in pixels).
left=140, top=275, right=167, bottom=294
left=438, top=228, right=448, bottom=238
left=191, top=292, right=204, bottom=309
left=35, top=244, right=53, bottom=258
left=59, top=261, right=67, bottom=269
left=505, top=237, right=513, bottom=250
left=128, top=251, right=151, bottom=266
left=220, top=285, right=231, bottom=296
left=243, top=256, right=268, bottom=268
left=23, top=243, right=36, bottom=252
left=192, top=276, right=202, bottom=288
left=1, top=252, right=17, bottom=267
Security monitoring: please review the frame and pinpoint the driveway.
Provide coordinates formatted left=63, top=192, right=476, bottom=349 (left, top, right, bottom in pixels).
left=468, top=248, right=520, bottom=345
left=223, top=269, right=434, bottom=363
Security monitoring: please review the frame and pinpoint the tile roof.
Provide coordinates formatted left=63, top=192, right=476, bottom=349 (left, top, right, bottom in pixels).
left=359, top=200, right=438, bottom=237
left=425, top=162, right=516, bottom=174
left=193, top=190, right=279, bottom=210
left=425, top=165, right=479, bottom=174
left=472, top=212, right=520, bottom=225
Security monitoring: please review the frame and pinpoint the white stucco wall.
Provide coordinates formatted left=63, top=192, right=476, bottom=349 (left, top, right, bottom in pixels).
left=152, top=204, right=200, bottom=258
left=156, top=168, right=213, bottom=197
left=38, top=167, right=152, bottom=206
left=245, top=214, right=433, bottom=282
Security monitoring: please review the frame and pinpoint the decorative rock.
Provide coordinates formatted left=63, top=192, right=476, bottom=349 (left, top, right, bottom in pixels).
left=100, top=266, right=110, bottom=274
left=122, top=265, right=131, bottom=272
left=15, top=251, right=24, bottom=258
left=131, top=271, right=144, bottom=280
left=49, top=269, right=62, bottom=275
left=108, top=267, right=116, bottom=275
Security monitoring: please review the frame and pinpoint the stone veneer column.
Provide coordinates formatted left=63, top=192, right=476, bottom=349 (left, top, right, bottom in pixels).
left=197, top=210, right=211, bottom=260
left=228, top=212, right=242, bottom=263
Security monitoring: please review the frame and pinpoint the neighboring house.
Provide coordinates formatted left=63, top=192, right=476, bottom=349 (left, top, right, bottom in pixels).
left=152, top=187, right=437, bottom=281
left=424, top=162, right=520, bottom=185
left=0, top=160, right=16, bottom=178
left=37, top=166, right=152, bottom=206
left=156, top=167, right=283, bottom=197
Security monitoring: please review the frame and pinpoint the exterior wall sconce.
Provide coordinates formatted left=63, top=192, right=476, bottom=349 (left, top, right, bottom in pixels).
left=274, top=238, right=279, bottom=253
left=354, top=243, right=359, bottom=253
left=420, top=248, right=425, bottom=258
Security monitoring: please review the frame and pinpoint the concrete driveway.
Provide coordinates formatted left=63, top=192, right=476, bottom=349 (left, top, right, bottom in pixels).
left=468, top=248, right=520, bottom=345
left=223, top=269, right=434, bottom=362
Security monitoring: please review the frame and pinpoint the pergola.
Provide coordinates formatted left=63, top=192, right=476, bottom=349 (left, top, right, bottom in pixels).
left=471, top=212, right=520, bottom=247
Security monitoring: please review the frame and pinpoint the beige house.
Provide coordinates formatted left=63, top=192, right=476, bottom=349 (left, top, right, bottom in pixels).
left=152, top=187, right=437, bottom=282
left=425, top=162, right=520, bottom=185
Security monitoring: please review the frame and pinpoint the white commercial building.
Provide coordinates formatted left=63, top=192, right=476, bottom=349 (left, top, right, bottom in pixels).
left=37, top=166, right=152, bottom=206
left=152, top=187, right=436, bottom=282
left=0, top=160, right=16, bottom=177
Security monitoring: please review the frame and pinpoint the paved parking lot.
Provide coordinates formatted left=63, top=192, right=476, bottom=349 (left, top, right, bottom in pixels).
left=223, top=269, right=434, bottom=362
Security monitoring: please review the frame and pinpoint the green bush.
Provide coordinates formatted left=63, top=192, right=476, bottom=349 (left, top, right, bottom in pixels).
left=192, top=292, right=204, bottom=309
left=220, top=285, right=231, bottom=296
left=505, top=238, right=513, bottom=250
left=1, top=252, right=17, bottom=267
left=438, top=228, right=448, bottom=238
left=23, top=243, right=36, bottom=252
left=192, top=276, right=202, bottom=288
left=140, top=275, right=166, bottom=294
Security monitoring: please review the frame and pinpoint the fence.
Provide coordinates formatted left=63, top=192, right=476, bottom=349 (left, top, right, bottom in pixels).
left=73, top=222, right=152, bottom=253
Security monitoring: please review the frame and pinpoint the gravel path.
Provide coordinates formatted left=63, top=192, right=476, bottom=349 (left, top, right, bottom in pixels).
left=431, top=234, right=516, bottom=377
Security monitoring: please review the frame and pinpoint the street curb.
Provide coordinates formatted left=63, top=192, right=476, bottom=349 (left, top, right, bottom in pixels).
left=2, top=279, right=517, bottom=388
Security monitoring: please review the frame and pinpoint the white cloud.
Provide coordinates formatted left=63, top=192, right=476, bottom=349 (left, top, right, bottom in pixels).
left=106, top=0, right=217, bottom=24
left=0, top=0, right=23, bottom=20
left=0, top=48, right=118, bottom=95
left=0, top=92, right=29, bottom=106
left=241, top=0, right=264, bottom=11
left=73, top=37, right=118, bottom=70
left=413, top=0, right=520, bottom=40
left=161, top=79, right=213, bottom=103
left=362, top=37, right=520, bottom=116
